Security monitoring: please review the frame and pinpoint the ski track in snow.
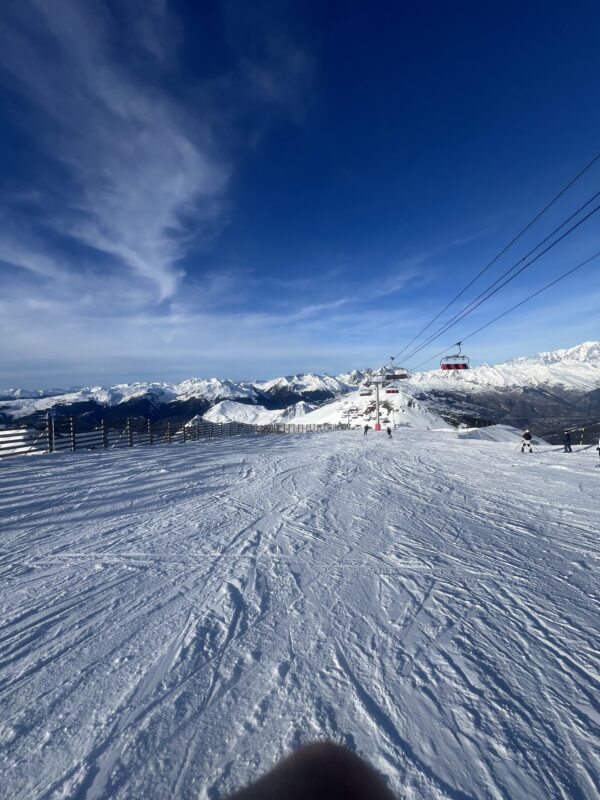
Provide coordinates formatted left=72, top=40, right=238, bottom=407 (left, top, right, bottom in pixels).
left=0, top=432, right=598, bottom=799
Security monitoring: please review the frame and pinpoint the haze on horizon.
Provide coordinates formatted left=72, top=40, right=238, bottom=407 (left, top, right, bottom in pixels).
left=1, top=1, right=599, bottom=388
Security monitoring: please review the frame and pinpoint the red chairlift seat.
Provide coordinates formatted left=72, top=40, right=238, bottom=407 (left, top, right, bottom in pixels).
left=440, top=342, right=470, bottom=370
left=440, top=358, right=469, bottom=370
left=385, top=388, right=400, bottom=393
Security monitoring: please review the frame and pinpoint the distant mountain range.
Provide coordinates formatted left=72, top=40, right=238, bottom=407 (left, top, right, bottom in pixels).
left=1, top=342, right=598, bottom=442
left=0, top=373, right=358, bottom=428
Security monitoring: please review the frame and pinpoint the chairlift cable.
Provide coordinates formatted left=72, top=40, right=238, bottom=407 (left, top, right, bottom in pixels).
left=398, top=199, right=600, bottom=364
left=424, top=187, right=600, bottom=340
left=406, top=250, right=600, bottom=370
left=389, top=150, right=600, bottom=363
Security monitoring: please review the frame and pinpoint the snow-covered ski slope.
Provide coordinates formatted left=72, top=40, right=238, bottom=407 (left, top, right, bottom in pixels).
left=1, top=431, right=598, bottom=799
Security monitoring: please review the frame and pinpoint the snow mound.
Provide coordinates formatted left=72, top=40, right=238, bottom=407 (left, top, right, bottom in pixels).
left=300, top=386, right=451, bottom=430
left=456, top=424, right=549, bottom=444
left=276, top=400, right=317, bottom=420
left=203, top=399, right=316, bottom=425
left=203, top=401, right=281, bottom=425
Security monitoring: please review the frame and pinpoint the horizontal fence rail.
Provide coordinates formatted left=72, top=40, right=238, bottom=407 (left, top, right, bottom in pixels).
left=0, top=415, right=347, bottom=460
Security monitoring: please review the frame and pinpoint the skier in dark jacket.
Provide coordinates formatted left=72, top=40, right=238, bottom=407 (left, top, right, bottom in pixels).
left=521, top=429, right=533, bottom=453
left=386, top=426, right=392, bottom=439
left=563, top=431, right=572, bottom=453
left=363, top=424, right=369, bottom=436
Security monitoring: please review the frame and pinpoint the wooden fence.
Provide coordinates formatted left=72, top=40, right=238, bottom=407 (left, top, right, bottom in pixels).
left=0, top=415, right=346, bottom=460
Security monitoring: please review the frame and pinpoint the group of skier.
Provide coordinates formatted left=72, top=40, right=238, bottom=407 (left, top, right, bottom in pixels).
left=523, top=429, right=600, bottom=455
left=523, top=429, right=575, bottom=453
left=363, top=424, right=597, bottom=455
left=364, top=424, right=393, bottom=439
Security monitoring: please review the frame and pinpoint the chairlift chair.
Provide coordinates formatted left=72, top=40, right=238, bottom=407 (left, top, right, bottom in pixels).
left=385, top=357, right=410, bottom=381
left=440, top=342, right=470, bottom=370
left=385, top=369, right=410, bottom=380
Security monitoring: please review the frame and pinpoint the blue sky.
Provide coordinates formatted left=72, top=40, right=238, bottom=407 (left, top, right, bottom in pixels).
left=1, top=0, right=599, bottom=387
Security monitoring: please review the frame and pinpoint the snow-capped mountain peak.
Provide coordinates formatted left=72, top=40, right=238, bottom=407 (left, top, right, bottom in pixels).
left=255, top=373, right=348, bottom=395
left=509, top=341, right=600, bottom=367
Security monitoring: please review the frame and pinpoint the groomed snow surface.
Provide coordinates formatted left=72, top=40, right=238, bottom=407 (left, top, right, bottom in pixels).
left=1, top=430, right=599, bottom=799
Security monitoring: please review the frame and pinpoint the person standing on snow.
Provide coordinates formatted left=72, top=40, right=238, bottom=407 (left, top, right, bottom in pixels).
left=363, top=424, right=369, bottom=436
left=386, top=426, right=392, bottom=439
left=521, top=429, right=533, bottom=453
left=563, top=431, right=573, bottom=453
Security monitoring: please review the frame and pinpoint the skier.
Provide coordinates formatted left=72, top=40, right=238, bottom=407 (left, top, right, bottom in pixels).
left=386, top=426, right=392, bottom=439
left=521, top=429, right=533, bottom=453
left=563, top=431, right=573, bottom=453
left=363, top=424, right=369, bottom=436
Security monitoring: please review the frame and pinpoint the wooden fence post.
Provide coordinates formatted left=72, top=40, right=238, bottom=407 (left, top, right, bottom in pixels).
left=102, top=419, right=108, bottom=449
left=127, top=418, right=133, bottom=447
left=46, top=413, right=55, bottom=453
left=167, top=421, right=172, bottom=444
left=70, top=416, right=76, bottom=451
left=183, top=423, right=187, bottom=444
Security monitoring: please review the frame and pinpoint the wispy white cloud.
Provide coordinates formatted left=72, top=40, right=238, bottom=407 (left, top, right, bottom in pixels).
left=0, top=0, right=319, bottom=387
left=0, top=0, right=229, bottom=301
left=2, top=261, right=597, bottom=386
left=0, top=237, right=69, bottom=281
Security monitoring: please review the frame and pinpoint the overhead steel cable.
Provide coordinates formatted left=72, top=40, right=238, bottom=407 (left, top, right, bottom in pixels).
left=389, top=150, right=600, bottom=364
left=407, top=251, right=600, bottom=371
left=428, top=187, right=600, bottom=328
left=397, top=198, right=600, bottom=365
